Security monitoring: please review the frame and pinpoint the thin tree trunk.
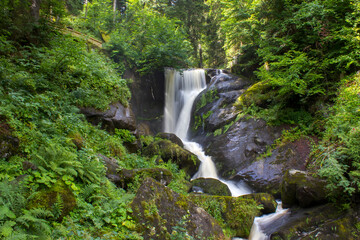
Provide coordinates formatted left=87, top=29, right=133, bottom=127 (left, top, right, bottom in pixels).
left=113, top=0, right=117, bottom=23
left=30, top=0, right=41, bottom=22
left=84, top=0, right=88, bottom=19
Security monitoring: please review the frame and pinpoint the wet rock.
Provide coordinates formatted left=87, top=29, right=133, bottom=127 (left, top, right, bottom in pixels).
left=281, top=169, right=327, bottom=208
left=131, top=178, right=227, bottom=240
left=204, top=117, right=282, bottom=178
left=269, top=204, right=360, bottom=240
left=241, top=193, right=277, bottom=214
left=235, top=137, right=312, bottom=197
left=142, top=139, right=200, bottom=176
left=80, top=102, right=136, bottom=132
left=190, top=73, right=251, bottom=139
left=156, top=132, right=184, bottom=148
left=135, top=122, right=153, bottom=136
left=190, top=178, right=231, bottom=196
left=189, top=194, right=262, bottom=238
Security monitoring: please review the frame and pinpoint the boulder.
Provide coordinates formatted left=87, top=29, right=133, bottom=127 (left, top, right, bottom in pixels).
left=117, top=168, right=173, bottom=189
left=189, top=194, right=263, bottom=238
left=131, top=178, right=227, bottom=240
left=190, top=178, right=231, bottom=196
left=269, top=204, right=360, bottom=239
left=241, top=193, right=277, bottom=214
left=80, top=102, right=136, bottom=132
left=0, top=118, right=19, bottom=159
left=190, top=73, right=251, bottom=139
left=28, top=180, right=76, bottom=221
left=281, top=169, right=328, bottom=208
left=156, top=132, right=184, bottom=148
left=203, top=116, right=282, bottom=178
left=142, top=139, right=200, bottom=176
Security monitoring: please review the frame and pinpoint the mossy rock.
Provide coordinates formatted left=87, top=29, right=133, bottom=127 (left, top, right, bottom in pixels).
left=27, top=180, right=76, bottom=221
left=234, top=81, right=278, bottom=110
left=116, top=168, right=173, bottom=189
left=240, top=192, right=277, bottom=214
left=131, top=178, right=227, bottom=240
left=270, top=204, right=360, bottom=239
left=142, top=139, right=200, bottom=176
left=156, top=132, right=184, bottom=148
left=0, top=117, right=19, bottom=159
left=281, top=169, right=327, bottom=208
left=190, top=178, right=231, bottom=196
left=188, top=194, right=262, bottom=238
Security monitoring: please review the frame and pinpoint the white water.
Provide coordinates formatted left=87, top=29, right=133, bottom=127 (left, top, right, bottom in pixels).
left=248, top=201, right=290, bottom=240
left=164, top=68, right=251, bottom=197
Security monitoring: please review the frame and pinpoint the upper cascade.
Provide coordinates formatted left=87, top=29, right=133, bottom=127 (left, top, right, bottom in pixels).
left=164, top=68, right=206, bottom=140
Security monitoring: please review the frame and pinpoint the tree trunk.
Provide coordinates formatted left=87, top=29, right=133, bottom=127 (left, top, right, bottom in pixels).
left=30, top=0, right=41, bottom=22
left=113, top=0, right=117, bottom=23
left=84, top=0, right=88, bottom=19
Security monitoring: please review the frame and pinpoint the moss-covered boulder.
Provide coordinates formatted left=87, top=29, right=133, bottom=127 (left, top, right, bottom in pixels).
left=28, top=180, right=76, bottom=221
left=156, top=132, right=184, bottom=148
left=241, top=193, right=277, bottom=214
left=188, top=194, right=262, bottom=238
left=131, top=178, right=227, bottom=240
left=0, top=117, right=19, bottom=159
left=117, top=168, right=173, bottom=189
left=270, top=204, right=360, bottom=239
left=281, top=169, right=327, bottom=208
left=142, top=139, right=200, bottom=176
left=190, top=178, right=231, bottom=196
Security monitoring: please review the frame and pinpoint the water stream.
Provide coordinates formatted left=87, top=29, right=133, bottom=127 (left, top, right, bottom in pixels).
left=163, top=68, right=288, bottom=239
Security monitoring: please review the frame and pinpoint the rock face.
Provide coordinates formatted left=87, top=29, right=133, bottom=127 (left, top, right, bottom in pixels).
left=190, top=178, right=231, bottom=196
left=131, top=178, right=226, bottom=240
left=241, top=193, right=277, bottom=214
left=281, top=169, right=327, bottom=208
left=190, top=73, right=252, bottom=140
left=124, top=69, right=165, bottom=134
left=142, top=139, right=200, bottom=176
left=80, top=102, right=136, bottom=132
left=235, top=137, right=312, bottom=197
left=188, top=194, right=263, bottom=238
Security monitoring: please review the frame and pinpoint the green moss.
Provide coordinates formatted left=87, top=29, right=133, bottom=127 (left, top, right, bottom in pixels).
left=27, top=180, right=76, bottom=221
left=189, top=195, right=261, bottom=238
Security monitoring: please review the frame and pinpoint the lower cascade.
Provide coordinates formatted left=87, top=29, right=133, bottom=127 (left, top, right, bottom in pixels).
left=164, top=68, right=289, bottom=239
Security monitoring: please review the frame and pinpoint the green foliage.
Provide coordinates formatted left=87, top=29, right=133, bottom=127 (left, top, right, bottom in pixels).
left=311, top=73, right=360, bottom=199
left=106, top=0, right=192, bottom=75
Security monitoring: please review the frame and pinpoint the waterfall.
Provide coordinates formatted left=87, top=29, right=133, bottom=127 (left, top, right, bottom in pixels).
left=164, top=68, right=290, bottom=239
left=164, top=68, right=251, bottom=197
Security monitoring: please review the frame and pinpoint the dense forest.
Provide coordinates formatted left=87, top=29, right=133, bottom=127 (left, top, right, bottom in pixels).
left=1, top=0, right=360, bottom=239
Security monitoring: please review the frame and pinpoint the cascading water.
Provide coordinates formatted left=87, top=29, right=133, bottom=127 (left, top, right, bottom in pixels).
left=164, top=68, right=251, bottom=197
left=163, top=68, right=290, bottom=239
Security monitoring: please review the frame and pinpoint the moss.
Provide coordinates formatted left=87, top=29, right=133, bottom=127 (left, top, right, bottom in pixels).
left=27, top=180, right=76, bottom=221
left=191, top=178, right=231, bottom=196
left=195, top=89, right=219, bottom=113
left=189, top=194, right=261, bottom=238
left=234, top=81, right=277, bottom=110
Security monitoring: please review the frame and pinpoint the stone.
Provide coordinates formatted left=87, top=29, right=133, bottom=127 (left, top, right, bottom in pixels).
left=156, top=132, right=184, bottom=148
left=0, top=118, right=19, bottom=159
left=189, top=194, right=262, bottom=238
left=190, top=178, right=231, bottom=196
left=142, top=139, right=200, bottom=176
left=80, top=102, right=136, bottom=133
left=269, top=204, right=360, bottom=239
left=281, top=169, right=328, bottom=208
left=117, top=168, right=173, bottom=189
left=240, top=192, right=277, bottom=214
left=131, top=178, right=227, bottom=240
